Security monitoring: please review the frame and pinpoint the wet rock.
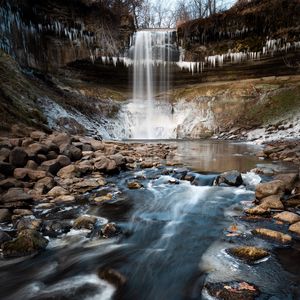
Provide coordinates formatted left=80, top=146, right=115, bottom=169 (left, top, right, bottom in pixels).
left=101, top=223, right=121, bottom=238
left=34, top=177, right=55, bottom=194
left=0, top=162, right=15, bottom=176
left=204, top=281, right=259, bottom=300
left=73, top=215, right=97, bottom=230
left=92, top=194, right=113, bottom=205
left=71, top=179, right=98, bottom=193
left=110, top=154, right=126, bottom=168
left=57, top=165, right=79, bottom=179
left=2, top=229, right=48, bottom=258
left=140, top=161, right=155, bottom=169
left=98, top=268, right=127, bottom=288
left=226, top=246, right=269, bottom=263
left=42, top=220, right=72, bottom=237
left=184, top=174, right=195, bottom=182
left=289, top=221, right=300, bottom=235
left=9, top=147, right=28, bottom=167
left=0, top=231, right=12, bottom=245
left=168, top=178, right=180, bottom=184
left=255, top=180, right=285, bottom=200
left=274, top=211, right=300, bottom=224
left=215, top=170, right=243, bottom=187
left=245, top=205, right=269, bottom=215
left=252, top=228, right=292, bottom=244
left=127, top=181, right=142, bottom=189
left=47, top=186, right=69, bottom=197
left=16, top=216, right=42, bottom=231
left=259, top=195, right=284, bottom=210
left=51, top=195, right=76, bottom=204
left=13, top=209, right=33, bottom=216
left=274, top=173, right=298, bottom=192
left=0, top=208, right=12, bottom=222
left=41, top=159, right=61, bottom=175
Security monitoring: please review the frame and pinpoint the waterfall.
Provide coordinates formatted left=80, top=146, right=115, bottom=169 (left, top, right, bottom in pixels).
left=129, top=30, right=178, bottom=139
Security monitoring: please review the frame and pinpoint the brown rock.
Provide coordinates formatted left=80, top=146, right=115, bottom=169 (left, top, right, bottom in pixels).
left=140, top=161, right=155, bottom=168
left=51, top=195, right=75, bottom=204
left=98, top=268, right=127, bottom=288
left=0, top=188, right=32, bottom=203
left=47, top=151, right=58, bottom=160
left=106, top=159, right=118, bottom=173
left=27, top=170, right=47, bottom=181
left=73, top=215, right=97, bottom=230
left=41, top=159, right=61, bottom=175
left=14, top=168, right=28, bottom=180
left=56, top=155, right=71, bottom=167
left=245, top=205, right=269, bottom=215
left=0, top=147, right=10, bottom=162
left=30, top=131, right=47, bottom=141
left=34, top=177, right=55, bottom=194
left=252, top=228, right=292, bottom=244
left=13, top=209, right=33, bottom=216
left=71, top=179, right=99, bottom=193
left=16, top=217, right=42, bottom=231
left=127, top=181, right=142, bottom=189
left=255, top=180, right=285, bottom=200
left=50, top=133, right=71, bottom=147
left=274, top=211, right=300, bottom=224
left=57, top=165, right=79, bottom=179
left=274, top=173, right=298, bottom=192
left=26, top=143, right=48, bottom=157
left=0, top=178, right=23, bottom=189
left=289, top=221, right=300, bottom=235
left=9, top=147, right=28, bottom=167
left=101, top=223, right=120, bottom=238
left=0, top=208, right=12, bottom=222
left=91, top=140, right=105, bottom=151
left=25, top=160, right=38, bottom=170
left=226, top=246, right=269, bottom=262
left=94, top=157, right=110, bottom=171
left=260, top=195, right=284, bottom=210
left=47, top=186, right=69, bottom=197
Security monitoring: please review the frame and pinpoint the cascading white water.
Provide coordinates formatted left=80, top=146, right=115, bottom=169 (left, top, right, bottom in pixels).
left=129, top=30, right=178, bottom=139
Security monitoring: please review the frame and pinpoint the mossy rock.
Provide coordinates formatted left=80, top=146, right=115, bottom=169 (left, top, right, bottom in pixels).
left=2, top=229, right=48, bottom=258
left=226, top=246, right=269, bottom=263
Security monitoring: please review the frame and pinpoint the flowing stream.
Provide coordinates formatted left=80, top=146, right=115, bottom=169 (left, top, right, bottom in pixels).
left=0, top=141, right=299, bottom=300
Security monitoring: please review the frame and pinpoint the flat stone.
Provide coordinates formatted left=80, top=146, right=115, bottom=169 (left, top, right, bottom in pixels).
left=51, top=195, right=75, bottom=204
left=255, top=180, right=285, bottom=200
left=47, top=186, right=69, bottom=197
left=245, top=205, right=269, bottom=215
left=260, top=195, right=284, bottom=210
left=34, top=177, right=55, bottom=194
left=27, top=170, right=47, bottom=181
left=73, top=215, right=97, bottom=230
left=0, top=188, right=32, bottom=203
left=57, top=165, right=79, bottom=179
left=274, top=211, right=300, bottom=224
left=252, top=228, right=292, bottom=244
left=226, top=246, right=269, bottom=262
left=289, top=221, right=300, bottom=235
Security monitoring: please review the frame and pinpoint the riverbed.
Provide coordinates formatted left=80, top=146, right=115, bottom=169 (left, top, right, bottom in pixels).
left=0, top=140, right=299, bottom=300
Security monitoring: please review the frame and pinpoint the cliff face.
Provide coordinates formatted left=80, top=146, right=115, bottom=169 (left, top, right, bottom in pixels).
left=0, top=0, right=134, bottom=71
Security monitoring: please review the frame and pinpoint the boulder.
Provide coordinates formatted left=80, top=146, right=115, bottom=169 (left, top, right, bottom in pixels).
left=2, top=229, right=48, bottom=258
left=0, top=231, right=12, bottom=245
left=106, top=159, right=118, bottom=173
left=30, top=131, right=47, bottom=141
left=92, top=194, right=113, bottom=205
left=91, top=140, right=105, bottom=151
left=0, top=208, right=12, bottom=222
left=252, top=228, right=292, bottom=244
left=76, top=162, right=93, bottom=174
left=110, top=154, right=126, bottom=169
left=25, top=143, right=48, bottom=158
left=0, top=162, right=15, bottom=176
left=62, top=145, right=82, bottom=161
left=42, top=220, right=72, bottom=238
left=51, top=195, right=75, bottom=204
left=35, top=154, right=48, bottom=164
left=255, top=180, right=285, bottom=200
left=94, top=157, right=110, bottom=171
left=14, top=168, right=29, bottom=180
left=127, top=181, right=142, bottom=189
left=274, top=173, right=298, bottom=192
left=13, top=209, right=33, bottom=216
left=215, top=170, right=243, bottom=187
left=16, top=216, right=42, bottom=231
left=47, top=186, right=69, bottom=197
left=259, top=195, right=284, bottom=210
left=9, top=147, right=28, bottom=167
left=289, top=221, right=300, bottom=235
left=0, top=147, right=10, bottom=162
left=34, top=177, right=55, bottom=194
left=57, top=165, right=79, bottom=179
left=73, top=215, right=97, bottom=230
left=205, top=281, right=260, bottom=300
left=47, top=151, right=58, bottom=160
left=245, top=205, right=269, bottom=215
left=274, top=211, right=300, bottom=224
left=140, top=161, right=155, bottom=169
left=101, top=223, right=121, bottom=238
left=0, top=178, right=23, bottom=189
left=98, top=268, right=127, bottom=288
left=71, top=179, right=98, bottom=193
left=25, top=160, right=38, bottom=170
left=1, top=188, right=32, bottom=203
left=50, top=133, right=71, bottom=147
left=27, top=170, right=47, bottom=181
left=226, top=246, right=269, bottom=262
left=41, top=159, right=61, bottom=175
left=56, top=155, right=71, bottom=167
